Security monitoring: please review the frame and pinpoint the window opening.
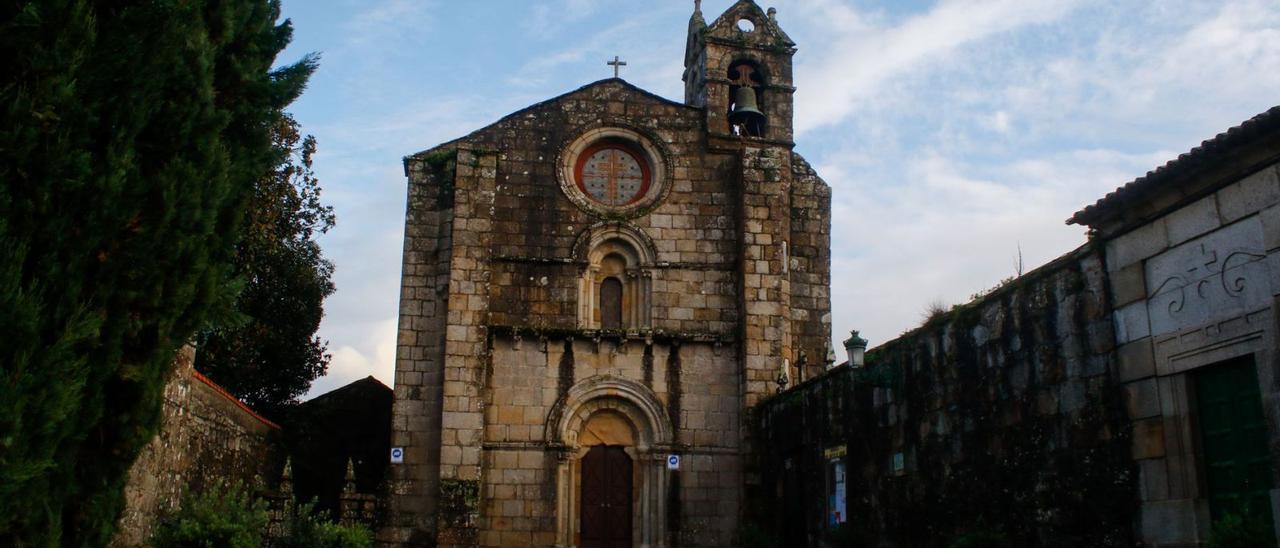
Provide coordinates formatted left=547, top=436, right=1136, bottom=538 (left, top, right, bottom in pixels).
left=600, top=277, right=623, bottom=329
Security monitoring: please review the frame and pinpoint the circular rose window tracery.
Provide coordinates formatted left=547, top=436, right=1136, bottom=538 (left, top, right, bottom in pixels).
left=558, top=127, right=670, bottom=219
left=575, top=141, right=652, bottom=206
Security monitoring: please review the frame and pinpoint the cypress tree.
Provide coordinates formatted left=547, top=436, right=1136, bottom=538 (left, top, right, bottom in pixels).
left=0, top=0, right=314, bottom=544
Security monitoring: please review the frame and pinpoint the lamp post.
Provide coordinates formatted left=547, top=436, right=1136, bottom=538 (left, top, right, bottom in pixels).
left=843, top=330, right=868, bottom=368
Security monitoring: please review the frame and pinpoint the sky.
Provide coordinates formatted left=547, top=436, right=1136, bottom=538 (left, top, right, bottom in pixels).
left=277, top=0, right=1280, bottom=398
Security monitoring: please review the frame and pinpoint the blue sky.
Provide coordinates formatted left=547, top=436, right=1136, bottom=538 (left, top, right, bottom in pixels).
left=278, top=0, right=1280, bottom=397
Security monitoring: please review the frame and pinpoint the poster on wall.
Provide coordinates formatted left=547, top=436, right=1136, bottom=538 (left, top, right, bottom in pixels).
left=829, top=459, right=847, bottom=526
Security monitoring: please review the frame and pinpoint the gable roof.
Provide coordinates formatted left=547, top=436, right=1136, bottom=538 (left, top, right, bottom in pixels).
left=1068, top=105, right=1280, bottom=227
left=405, top=78, right=697, bottom=162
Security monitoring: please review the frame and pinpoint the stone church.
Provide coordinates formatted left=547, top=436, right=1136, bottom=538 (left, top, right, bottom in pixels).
left=384, top=1, right=831, bottom=546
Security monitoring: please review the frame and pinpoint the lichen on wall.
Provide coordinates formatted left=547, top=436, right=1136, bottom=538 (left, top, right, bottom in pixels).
left=756, top=244, right=1135, bottom=547
left=112, top=347, right=281, bottom=547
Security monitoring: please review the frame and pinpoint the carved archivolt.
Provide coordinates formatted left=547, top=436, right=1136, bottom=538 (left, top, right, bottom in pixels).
left=545, top=375, right=673, bottom=451
left=574, top=222, right=656, bottom=330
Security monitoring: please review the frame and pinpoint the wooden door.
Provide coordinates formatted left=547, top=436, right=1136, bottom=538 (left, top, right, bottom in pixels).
left=1196, top=355, right=1274, bottom=525
left=580, top=445, right=632, bottom=548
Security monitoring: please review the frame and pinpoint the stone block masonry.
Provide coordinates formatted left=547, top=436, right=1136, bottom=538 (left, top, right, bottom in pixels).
left=112, top=347, right=281, bottom=547
left=756, top=245, right=1135, bottom=547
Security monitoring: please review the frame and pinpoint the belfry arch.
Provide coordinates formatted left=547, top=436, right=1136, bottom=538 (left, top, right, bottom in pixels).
left=547, top=376, right=673, bottom=547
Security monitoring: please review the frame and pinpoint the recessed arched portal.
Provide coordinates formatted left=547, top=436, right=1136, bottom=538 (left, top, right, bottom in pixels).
left=547, top=377, right=673, bottom=547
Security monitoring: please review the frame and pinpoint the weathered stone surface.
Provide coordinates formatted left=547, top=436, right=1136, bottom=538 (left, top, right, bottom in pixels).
left=1164, top=194, right=1220, bottom=246
left=113, top=348, right=281, bottom=547
left=1114, top=301, right=1151, bottom=345
left=757, top=246, right=1133, bottom=547
left=1106, top=217, right=1168, bottom=272
left=1117, top=337, right=1156, bottom=382
left=1216, top=164, right=1280, bottom=223
left=1144, top=216, right=1268, bottom=337
left=1140, top=499, right=1207, bottom=546
left=1131, top=417, right=1166, bottom=460
left=1262, top=203, right=1280, bottom=253
left=1110, top=262, right=1146, bottom=308
left=1124, top=378, right=1161, bottom=419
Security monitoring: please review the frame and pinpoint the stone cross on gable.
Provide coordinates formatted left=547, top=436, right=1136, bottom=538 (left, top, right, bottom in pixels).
left=608, top=56, right=627, bottom=78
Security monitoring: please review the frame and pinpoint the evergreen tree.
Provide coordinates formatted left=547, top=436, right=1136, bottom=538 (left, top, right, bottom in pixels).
left=197, top=113, right=336, bottom=420
left=0, top=0, right=314, bottom=544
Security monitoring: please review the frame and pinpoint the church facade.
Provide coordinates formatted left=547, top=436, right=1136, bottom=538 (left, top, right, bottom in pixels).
left=384, top=2, right=832, bottom=546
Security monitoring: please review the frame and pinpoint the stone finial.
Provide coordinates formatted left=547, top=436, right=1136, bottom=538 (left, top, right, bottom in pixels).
left=343, top=458, right=357, bottom=495
left=768, top=7, right=777, bottom=21
left=694, top=0, right=702, bottom=13
left=279, top=457, right=294, bottom=497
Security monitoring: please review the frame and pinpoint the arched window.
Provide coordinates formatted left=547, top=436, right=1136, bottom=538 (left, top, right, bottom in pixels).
left=600, top=277, right=623, bottom=329
left=575, top=227, right=655, bottom=330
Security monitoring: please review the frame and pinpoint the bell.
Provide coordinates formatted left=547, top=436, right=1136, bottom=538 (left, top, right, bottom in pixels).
left=729, top=85, right=766, bottom=129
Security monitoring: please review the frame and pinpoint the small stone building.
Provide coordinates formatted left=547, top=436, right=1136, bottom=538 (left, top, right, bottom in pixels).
left=384, top=2, right=832, bottom=546
left=1070, top=105, right=1280, bottom=546
left=286, top=376, right=392, bottom=524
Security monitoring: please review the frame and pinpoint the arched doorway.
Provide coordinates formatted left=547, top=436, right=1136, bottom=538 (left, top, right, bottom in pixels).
left=548, top=377, right=674, bottom=547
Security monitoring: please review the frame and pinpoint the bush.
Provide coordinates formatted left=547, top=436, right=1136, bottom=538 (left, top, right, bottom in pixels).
left=949, top=530, right=1012, bottom=548
left=1207, top=511, right=1277, bottom=548
left=276, top=501, right=373, bottom=548
left=737, top=522, right=780, bottom=548
left=153, top=483, right=268, bottom=548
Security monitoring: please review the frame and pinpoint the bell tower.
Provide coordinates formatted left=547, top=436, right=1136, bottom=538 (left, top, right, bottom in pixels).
left=683, top=0, right=797, bottom=146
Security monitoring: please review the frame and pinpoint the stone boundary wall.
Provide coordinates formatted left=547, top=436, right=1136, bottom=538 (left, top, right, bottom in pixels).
left=112, top=347, right=281, bottom=547
left=755, top=245, right=1135, bottom=547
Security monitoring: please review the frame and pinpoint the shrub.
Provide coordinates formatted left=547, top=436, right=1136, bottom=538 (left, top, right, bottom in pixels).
left=737, top=522, right=780, bottom=548
left=1207, top=511, right=1277, bottom=548
left=152, top=483, right=268, bottom=548
left=276, top=501, right=373, bottom=548
left=950, top=530, right=1012, bottom=548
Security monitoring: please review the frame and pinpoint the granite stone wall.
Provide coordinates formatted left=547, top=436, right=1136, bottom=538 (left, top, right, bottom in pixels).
left=1100, top=160, right=1280, bottom=545
left=112, top=347, right=281, bottom=546
left=387, top=77, right=831, bottom=546
left=756, top=246, right=1135, bottom=547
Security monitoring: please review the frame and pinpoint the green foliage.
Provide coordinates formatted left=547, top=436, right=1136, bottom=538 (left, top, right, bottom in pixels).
left=825, top=522, right=857, bottom=546
left=736, top=522, right=780, bottom=548
left=439, top=478, right=481, bottom=529
left=277, top=501, right=373, bottom=548
left=196, top=113, right=335, bottom=419
left=0, top=0, right=313, bottom=544
left=152, top=483, right=269, bottom=548
left=949, top=530, right=1012, bottom=548
left=1207, top=511, right=1278, bottom=548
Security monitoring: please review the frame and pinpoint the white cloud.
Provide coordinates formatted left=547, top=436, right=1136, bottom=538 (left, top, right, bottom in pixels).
left=344, top=0, right=436, bottom=47
left=825, top=147, right=1173, bottom=356
left=790, top=0, right=1084, bottom=134
left=308, top=317, right=398, bottom=397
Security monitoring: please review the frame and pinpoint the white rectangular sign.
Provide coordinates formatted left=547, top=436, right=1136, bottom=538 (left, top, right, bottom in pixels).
left=390, top=447, right=405, bottom=464
left=666, top=454, right=680, bottom=470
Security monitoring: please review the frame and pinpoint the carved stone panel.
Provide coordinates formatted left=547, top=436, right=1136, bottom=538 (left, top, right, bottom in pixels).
left=1145, top=217, right=1270, bottom=338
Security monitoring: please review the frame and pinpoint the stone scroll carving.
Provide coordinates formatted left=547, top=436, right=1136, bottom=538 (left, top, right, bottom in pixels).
left=1145, top=217, right=1270, bottom=337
